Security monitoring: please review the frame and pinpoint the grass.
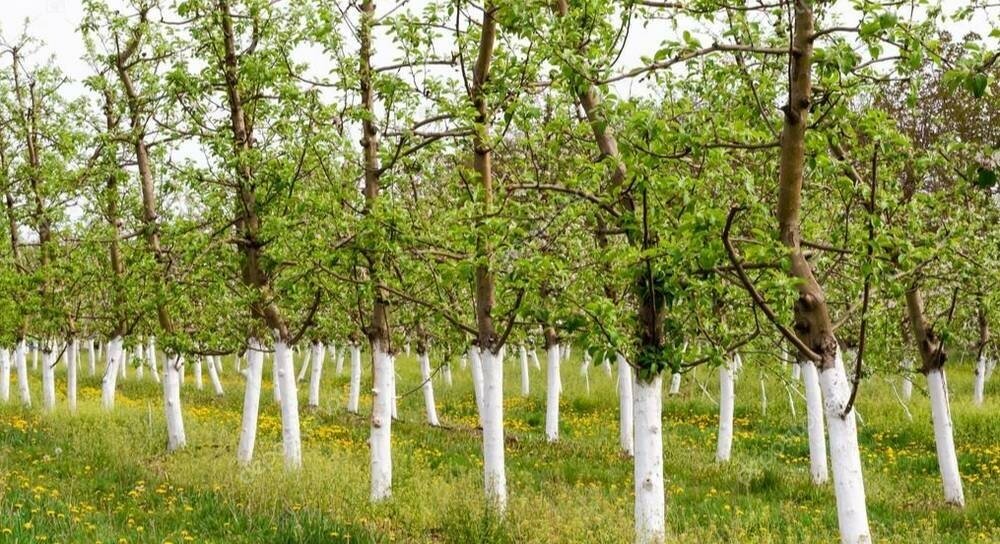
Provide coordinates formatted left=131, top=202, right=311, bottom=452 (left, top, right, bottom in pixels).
left=0, top=348, right=998, bottom=543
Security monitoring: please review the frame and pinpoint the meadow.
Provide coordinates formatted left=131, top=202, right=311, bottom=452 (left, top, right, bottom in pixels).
left=0, top=351, right=997, bottom=543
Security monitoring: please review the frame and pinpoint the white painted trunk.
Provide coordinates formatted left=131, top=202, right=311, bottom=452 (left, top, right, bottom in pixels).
left=147, top=337, right=160, bottom=383
left=347, top=344, right=362, bottom=414
left=0, top=348, right=10, bottom=402
left=162, top=354, right=186, bottom=451
left=602, top=357, right=612, bottom=376
left=820, top=351, right=871, bottom=544
left=297, top=345, right=311, bottom=382
left=901, top=359, right=913, bottom=402
left=101, top=337, right=122, bottom=410
left=15, top=341, right=30, bottom=406
left=193, top=357, right=204, bottom=390
left=973, top=356, right=986, bottom=406
left=792, top=362, right=801, bottom=381
left=529, top=349, right=541, bottom=370
left=272, top=348, right=282, bottom=404
left=801, top=361, right=829, bottom=485
left=668, top=372, right=681, bottom=395
left=443, top=360, right=453, bottom=387
left=307, top=342, right=326, bottom=407
left=716, top=358, right=735, bottom=462
left=32, top=346, right=38, bottom=371
left=545, top=344, right=561, bottom=442
left=120, top=347, right=128, bottom=380
left=334, top=344, right=344, bottom=375
left=275, top=341, right=302, bottom=468
left=67, top=339, right=78, bottom=412
left=208, top=355, right=224, bottom=396
left=518, top=344, right=530, bottom=396
left=370, top=343, right=394, bottom=501
left=581, top=352, right=591, bottom=395
left=42, top=347, right=56, bottom=411
left=237, top=339, right=264, bottom=464
left=390, top=356, right=398, bottom=420
left=617, top=353, right=634, bottom=457
left=136, top=346, right=145, bottom=380
left=927, top=369, right=964, bottom=506
left=633, top=374, right=665, bottom=544
left=470, top=346, right=485, bottom=421
left=418, top=351, right=440, bottom=426
left=481, top=349, right=507, bottom=513
left=87, top=339, right=96, bottom=376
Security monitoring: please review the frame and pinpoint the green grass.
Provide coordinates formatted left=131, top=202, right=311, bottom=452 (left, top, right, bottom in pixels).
left=0, top=350, right=998, bottom=543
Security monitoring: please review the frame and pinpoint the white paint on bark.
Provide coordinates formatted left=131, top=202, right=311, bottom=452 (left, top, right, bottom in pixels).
left=370, top=342, right=393, bottom=501
left=716, top=357, right=735, bottom=462
left=927, top=368, right=964, bottom=506
left=617, top=353, right=634, bottom=457
left=275, top=341, right=302, bottom=469
left=801, top=361, right=828, bottom=485
left=347, top=343, right=362, bottom=414
left=418, top=351, right=440, bottom=426
left=633, top=374, right=664, bottom=544
left=237, top=339, right=264, bottom=465
left=481, top=349, right=507, bottom=514
left=545, top=344, right=561, bottom=442
left=307, top=342, right=326, bottom=408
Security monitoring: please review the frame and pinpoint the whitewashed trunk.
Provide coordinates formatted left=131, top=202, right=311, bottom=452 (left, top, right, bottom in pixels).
left=15, top=341, right=30, bottom=406
left=581, top=352, right=591, bottom=395
left=32, top=346, right=38, bottom=372
left=633, top=374, right=665, bottom=544
left=529, top=349, right=541, bottom=370
left=347, top=344, right=362, bottom=414
left=120, top=347, right=128, bottom=380
left=545, top=344, right=561, bottom=442
left=518, top=344, right=530, bottom=396
left=275, top=341, right=302, bottom=468
left=602, top=356, right=612, bottom=377
left=617, top=353, right=634, bottom=456
left=443, top=360, right=453, bottom=387
left=147, top=337, right=160, bottom=383
left=390, top=355, right=398, bottom=420
left=820, top=350, right=871, bottom=544
left=801, top=361, right=829, bottom=485
left=272, top=348, right=282, bottom=404
left=307, top=342, right=326, bottom=408
left=927, top=368, right=964, bottom=506
left=334, top=344, right=344, bottom=375
left=901, top=359, right=913, bottom=402
left=470, top=346, right=485, bottom=421
left=297, top=345, right=311, bottom=382
left=101, top=337, right=122, bottom=410
left=716, top=358, right=735, bottom=462
left=136, top=345, right=145, bottom=380
left=0, top=348, right=10, bottom=402
left=237, top=339, right=264, bottom=465
left=87, top=339, right=96, bottom=376
left=208, top=355, right=224, bottom=396
left=973, top=356, right=986, bottom=406
left=41, top=346, right=56, bottom=411
left=481, top=349, right=507, bottom=513
left=370, top=342, right=393, bottom=501
left=193, top=357, right=204, bottom=390
left=162, top=354, right=186, bottom=451
left=67, top=339, right=78, bottom=412
left=792, top=362, right=802, bottom=381
left=668, top=372, right=681, bottom=395
left=418, top=351, right=440, bottom=426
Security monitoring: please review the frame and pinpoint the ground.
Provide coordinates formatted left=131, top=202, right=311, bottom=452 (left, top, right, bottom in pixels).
left=0, top=349, right=997, bottom=543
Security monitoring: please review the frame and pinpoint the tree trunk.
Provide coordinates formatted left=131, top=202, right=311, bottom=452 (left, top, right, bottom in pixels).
left=716, top=357, right=735, bottom=462
left=163, top=354, right=186, bottom=451
left=194, top=357, right=204, bottom=390
left=347, top=343, right=362, bottom=414
left=275, top=341, right=302, bottom=468
left=208, top=355, right=224, bottom=396
left=545, top=332, right=561, bottom=442
left=67, top=338, right=78, bottom=412
left=518, top=344, right=530, bottom=396
left=418, top=351, right=440, bottom=426
left=481, top=348, right=507, bottom=512
left=307, top=341, right=326, bottom=408
left=237, top=339, right=264, bottom=464
left=800, top=360, right=829, bottom=484
left=469, top=345, right=485, bottom=420
left=41, top=344, right=55, bottom=412
left=101, top=336, right=122, bottom=410
left=633, top=374, right=664, bottom=544
left=617, top=353, right=634, bottom=457
left=0, top=348, right=10, bottom=402
left=370, top=340, right=393, bottom=501
left=15, top=340, right=29, bottom=406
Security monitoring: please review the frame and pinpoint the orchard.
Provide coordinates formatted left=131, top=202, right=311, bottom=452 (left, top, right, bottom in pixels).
left=0, top=0, right=997, bottom=542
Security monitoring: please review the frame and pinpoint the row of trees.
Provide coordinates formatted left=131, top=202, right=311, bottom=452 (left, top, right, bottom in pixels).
left=0, top=1, right=996, bottom=542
